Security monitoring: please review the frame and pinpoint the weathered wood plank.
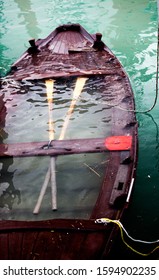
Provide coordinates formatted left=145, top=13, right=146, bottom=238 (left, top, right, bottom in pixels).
left=0, top=138, right=107, bottom=157
left=0, top=219, right=109, bottom=232
left=0, top=136, right=132, bottom=158
left=8, top=232, right=23, bottom=259
left=21, top=232, right=39, bottom=260
left=0, top=233, right=9, bottom=260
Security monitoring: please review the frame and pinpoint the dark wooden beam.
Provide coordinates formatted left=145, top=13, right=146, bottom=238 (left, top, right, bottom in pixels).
left=0, top=219, right=110, bottom=233
left=0, top=136, right=132, bottom=158
left=0, top=138, right=107, bottom=158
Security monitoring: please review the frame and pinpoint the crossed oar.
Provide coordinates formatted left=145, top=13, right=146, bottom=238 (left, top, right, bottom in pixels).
left=33, top=77, right=87, bottom=214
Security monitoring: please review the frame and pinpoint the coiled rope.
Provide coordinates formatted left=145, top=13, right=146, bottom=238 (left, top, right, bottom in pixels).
left=95, top=218, right=159, bottom=257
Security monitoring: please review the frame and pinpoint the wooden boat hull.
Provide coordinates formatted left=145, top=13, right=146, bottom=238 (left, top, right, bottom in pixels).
left=0, top=23, right=138, bottom=259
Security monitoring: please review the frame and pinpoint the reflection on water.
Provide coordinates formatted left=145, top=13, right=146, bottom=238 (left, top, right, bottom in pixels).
left=0, top=93, right=21, bottom=217
left=0, top=158, right=21, bottom=214
left=1, top=153, right=107, bottom=221
left=14, top=0, right=41, bottom=38
left=0, top=76, right=113, bottom=220
left=2, top=76, right=113, bottom=143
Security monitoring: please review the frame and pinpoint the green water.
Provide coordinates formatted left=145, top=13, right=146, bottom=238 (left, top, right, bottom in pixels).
left=0, top=0, right=159, bottom=259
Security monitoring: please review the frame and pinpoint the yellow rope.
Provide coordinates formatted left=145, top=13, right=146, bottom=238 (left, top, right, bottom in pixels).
left=96, top=218, right=159, bottom=257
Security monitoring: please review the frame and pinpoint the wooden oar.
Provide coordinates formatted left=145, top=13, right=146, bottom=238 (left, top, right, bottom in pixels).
left=46, top=79, right=54, bottom=141
left=33, top=77, right=87, bottom=214
left=46, top=79, right=57, bottom=211
left=33, top=168, right=51, bottom=214
left=33, top=79, right=56, bottom=214
left=59, top=77, right=88, bottom=140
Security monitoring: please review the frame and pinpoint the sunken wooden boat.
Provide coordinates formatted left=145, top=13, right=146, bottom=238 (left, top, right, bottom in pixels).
left=0, top=23, right=138, bottom=259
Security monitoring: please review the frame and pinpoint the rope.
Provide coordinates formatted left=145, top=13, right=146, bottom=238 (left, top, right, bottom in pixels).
left=95, top=218, right=159, bottom=257
left=82, top=6, right=159, bottom=114
left=2, top=5, right=158, bottom=114
left=82, top=19, right=159, bottom=114
left=126, top=16, right=159, bottom=114
left=1, top=5, right=158, bottom=114
left=114, top=4, right=159, bottom=114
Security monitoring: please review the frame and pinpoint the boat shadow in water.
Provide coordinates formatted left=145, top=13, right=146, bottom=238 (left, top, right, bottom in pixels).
left=0, top=94, right=21, bottom=218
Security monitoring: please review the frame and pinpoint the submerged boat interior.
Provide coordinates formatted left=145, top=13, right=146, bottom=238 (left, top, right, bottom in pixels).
left=0, top=23, right=138, bottom=259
